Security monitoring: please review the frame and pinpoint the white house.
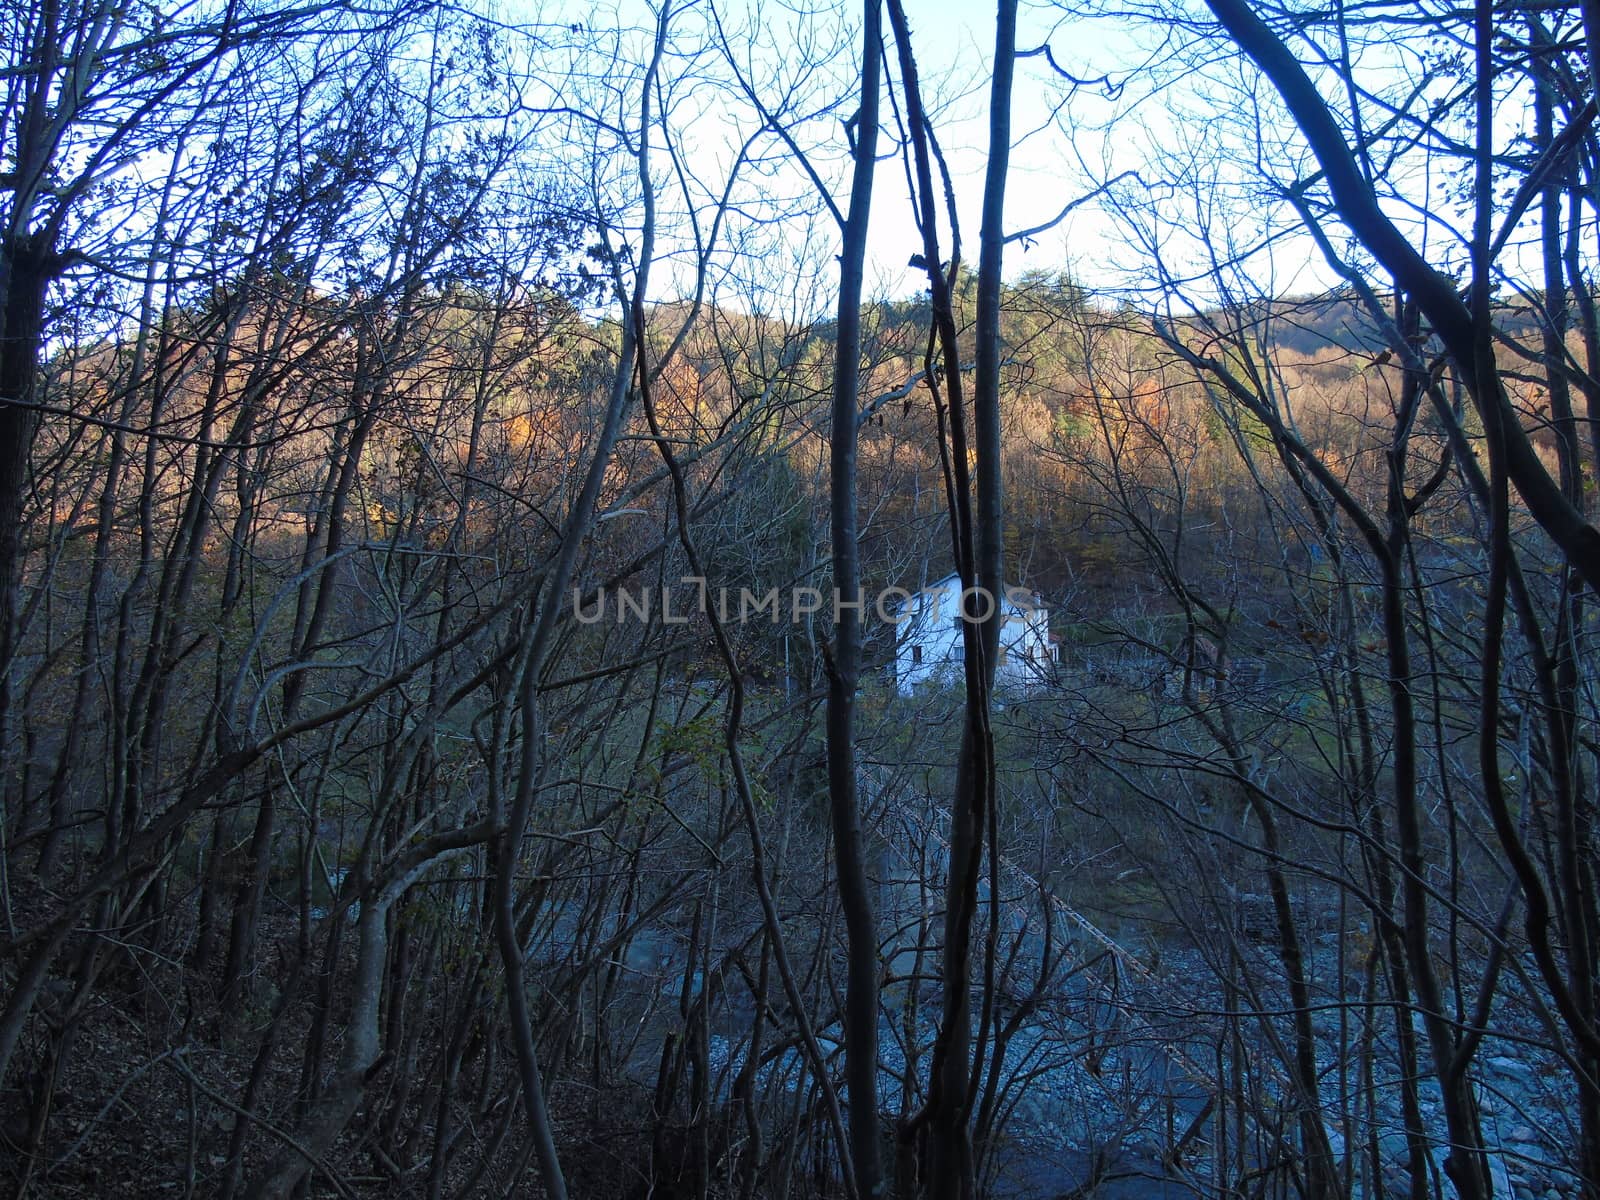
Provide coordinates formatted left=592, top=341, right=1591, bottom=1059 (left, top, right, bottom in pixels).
left=891, top=572, right=1057, bottom=695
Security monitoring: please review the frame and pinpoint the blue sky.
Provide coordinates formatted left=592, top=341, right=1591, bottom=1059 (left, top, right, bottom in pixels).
left=507, top=0, right=1554, bottom=315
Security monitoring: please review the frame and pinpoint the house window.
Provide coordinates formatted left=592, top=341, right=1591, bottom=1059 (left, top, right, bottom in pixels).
left=911, top=645, right=922, bottom=664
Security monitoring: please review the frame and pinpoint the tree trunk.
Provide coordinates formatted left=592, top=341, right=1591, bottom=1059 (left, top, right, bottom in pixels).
left=826, top=3, right=885, bottom=1194
left=0, top=234, right=52, bottom=833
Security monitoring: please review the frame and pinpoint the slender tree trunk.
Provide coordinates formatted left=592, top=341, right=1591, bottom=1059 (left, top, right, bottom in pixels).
left=883, top=4, right=1015, bottom=1194
left=0, top=235, right=53, bottom=831
left=826, top=3, right=885, bottom=1194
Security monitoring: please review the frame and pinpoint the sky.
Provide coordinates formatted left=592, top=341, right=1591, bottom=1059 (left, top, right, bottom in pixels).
left=647, top=0, right=1359, bottom=312
left=796, top=0, right=1142, bottom=302
left=513, top=0, right=1157, bottom=311
left=507, top=0, right=1558, bottom=317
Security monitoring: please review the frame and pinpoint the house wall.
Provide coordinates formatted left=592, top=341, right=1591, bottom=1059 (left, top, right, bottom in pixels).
left=893, top=577, right=1055, bottom=695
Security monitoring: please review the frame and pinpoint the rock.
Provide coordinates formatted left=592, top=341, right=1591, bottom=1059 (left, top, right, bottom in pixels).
left=1509, top=1125, right=1538, bottom=1143
left=1488, top=1055, right=1531, bottom=1078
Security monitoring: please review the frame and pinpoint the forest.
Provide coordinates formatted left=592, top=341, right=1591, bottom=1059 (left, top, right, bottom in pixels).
left=3, top=0, right=1600, bottom=1199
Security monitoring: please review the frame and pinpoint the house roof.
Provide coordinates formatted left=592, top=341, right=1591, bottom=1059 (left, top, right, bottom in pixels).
left=905, top=571, right=1042, bottom=595
left=893, top=573, right=1047, bottom=616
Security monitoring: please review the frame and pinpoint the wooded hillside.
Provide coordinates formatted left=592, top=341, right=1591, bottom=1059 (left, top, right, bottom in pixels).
left=4, top=2, right=1600, bottom=1199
